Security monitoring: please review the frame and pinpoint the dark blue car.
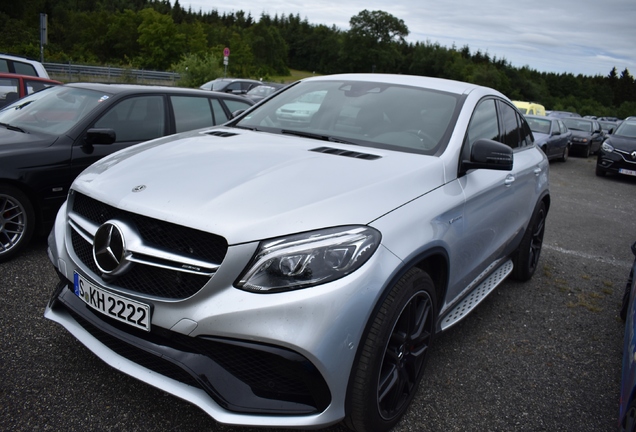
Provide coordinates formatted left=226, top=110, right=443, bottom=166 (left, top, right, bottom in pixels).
left=619, top=241, right=636, bottom=431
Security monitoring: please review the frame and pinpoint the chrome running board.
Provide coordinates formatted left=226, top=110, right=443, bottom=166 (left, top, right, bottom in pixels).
left=440, top=259, right=513, bottom=331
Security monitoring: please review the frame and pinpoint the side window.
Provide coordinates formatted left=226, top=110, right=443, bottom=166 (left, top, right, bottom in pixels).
left=171, top=96, right=214, bottom=133
left=463, top=98, right=498, bottom=161
left=518, top=112, right=532, bottom=147
left=13, top=61, right=38, bottom=77
left=94, top=95, right=165, bottom=142
left=0, top=60, right=8, bottom=73
left=499, top=102, right=521, bottom=149
left=558, top=120, right=566, bottom=134
left=212, top=99, right=230, bottom=124
left=25, top=79, right=54, bottom=95
left=226, top=82, right=241, bottom=93
left=0, top=77, right=20, bottom=109
left=223, top=99, right=253, bottom=118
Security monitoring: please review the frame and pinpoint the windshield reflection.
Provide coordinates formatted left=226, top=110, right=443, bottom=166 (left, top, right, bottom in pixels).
left=0, top=86, right=110, bottom=135
left=234, top=80, right=459, bottom=155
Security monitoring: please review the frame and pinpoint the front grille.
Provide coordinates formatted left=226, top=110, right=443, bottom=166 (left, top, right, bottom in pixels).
left=73, top=192, right=227, bottom=263
left=70, top=192, right=228, bottom=299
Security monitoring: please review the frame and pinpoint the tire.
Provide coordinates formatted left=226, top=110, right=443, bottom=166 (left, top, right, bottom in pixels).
left=621, top=398, right=636, bottom=432
left=582, top=144, right=590, bottom=158
left=595, top=165, right=607, bottom=177
left=345, top=268, right=437, bottom=432
left=0, top=185, right=35, bottom=262
left=512, top=201, right=546, bottom=281
left=559, top=145, right=569, bottom=162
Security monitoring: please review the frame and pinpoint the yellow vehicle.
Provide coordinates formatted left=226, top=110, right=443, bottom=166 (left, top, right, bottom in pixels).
left=513, top=101, right=546, bottom=116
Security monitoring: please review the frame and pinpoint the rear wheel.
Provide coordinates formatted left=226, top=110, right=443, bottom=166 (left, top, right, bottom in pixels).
left=345, top=268, right=437, bottom=432
left=512, top=201, right=546, bottom=281
left=0, top=185, right=35, bottom=262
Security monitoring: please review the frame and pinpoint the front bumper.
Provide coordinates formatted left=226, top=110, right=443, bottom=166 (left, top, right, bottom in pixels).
left=45, top=201, right=402, bottom=428
left=597, top=149, right=636, bottom=175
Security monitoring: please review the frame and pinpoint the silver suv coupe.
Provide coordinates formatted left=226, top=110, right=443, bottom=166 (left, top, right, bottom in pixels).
left=46, top=74, right=550, bottom=431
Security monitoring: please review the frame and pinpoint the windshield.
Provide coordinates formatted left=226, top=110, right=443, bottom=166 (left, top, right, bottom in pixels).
left=0, top=86, right=109, bottom=135
left=526, top=117, right=551, bottom=134
left=234, top=79, right=460, bottom=155
left=615, top=121, right=636, bottom=138
left=562, top=118, right=592, bottom=132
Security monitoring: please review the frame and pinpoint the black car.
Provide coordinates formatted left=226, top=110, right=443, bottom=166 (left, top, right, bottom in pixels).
left=596, top=121, right=636, bottom=178
left=244, top=83, right=286, bottom=102
left=525, top=115, right=572, bottom=162
left=561, top=117, right=605, bottom=157
left=0, top=83, right=254, bottom=261
left=199, top=78, right=263, bottom=95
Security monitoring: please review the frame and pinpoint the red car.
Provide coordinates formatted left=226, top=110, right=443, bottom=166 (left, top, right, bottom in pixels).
left=0, top=72, right=62, bottom=109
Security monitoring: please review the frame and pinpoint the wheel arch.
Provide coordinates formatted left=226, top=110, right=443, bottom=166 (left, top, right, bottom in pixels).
left=0, top=179, right=43, bottom=233
left=344, top=246, right=449, bottom=429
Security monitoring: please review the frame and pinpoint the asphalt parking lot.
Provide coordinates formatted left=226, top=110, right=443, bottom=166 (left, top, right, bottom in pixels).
left=2, top=155, right=635, bottom=432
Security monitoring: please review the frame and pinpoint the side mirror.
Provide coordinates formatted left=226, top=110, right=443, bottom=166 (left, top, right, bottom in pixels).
left=85, top=128, right=116, bottom=146
left=552, top=130, right=561, bottom=136
left=460, top=139, right=513, bottom=174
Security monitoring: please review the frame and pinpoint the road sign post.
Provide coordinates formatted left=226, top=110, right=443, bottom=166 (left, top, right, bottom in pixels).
left=223, top=47, right=230, bottom=77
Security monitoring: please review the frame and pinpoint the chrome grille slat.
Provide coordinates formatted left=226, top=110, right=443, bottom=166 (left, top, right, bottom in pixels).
left=68, top=192, right=228, bottom=299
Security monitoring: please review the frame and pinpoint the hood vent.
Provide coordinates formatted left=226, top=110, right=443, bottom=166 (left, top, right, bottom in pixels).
left=206, top=131, right=238, bottom=138
left=311, top=146, right=381, bottom=160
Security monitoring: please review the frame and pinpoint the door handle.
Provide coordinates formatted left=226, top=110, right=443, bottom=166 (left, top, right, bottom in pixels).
left=504, top=174, right=515, bottom=186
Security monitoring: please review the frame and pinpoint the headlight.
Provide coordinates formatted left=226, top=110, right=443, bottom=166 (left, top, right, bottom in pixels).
left=236, top=226, right=381, bottom=293
left=601, top=140, right=614, bottom=153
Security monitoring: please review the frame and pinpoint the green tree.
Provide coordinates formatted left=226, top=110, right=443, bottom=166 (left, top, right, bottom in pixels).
left=341, top=10, right=408, bottom=73
left=137, top=8, right=185, bottom=70
left=173, top=51, right=222, bottom=87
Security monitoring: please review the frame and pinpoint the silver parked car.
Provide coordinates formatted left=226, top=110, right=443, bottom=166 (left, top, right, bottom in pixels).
left=45, top=74, right=550, bottom=432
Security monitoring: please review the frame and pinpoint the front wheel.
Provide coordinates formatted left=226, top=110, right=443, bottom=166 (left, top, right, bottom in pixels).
left=0, top=185, right=35, bottom=262
left=595, top=165, right=607, bottom=177
left=582, top=144, right=591, bottom=158
left=345, top=268, right=437, bottom=432
left=560, top=145, right=569, bottom=162
left=512, top=201, right=546, bottom=281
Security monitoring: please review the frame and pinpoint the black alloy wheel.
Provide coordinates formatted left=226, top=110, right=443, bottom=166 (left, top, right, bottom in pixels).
left=512, top=201, right=546, bottom=281
left=345, top=268, right=437, bottom=432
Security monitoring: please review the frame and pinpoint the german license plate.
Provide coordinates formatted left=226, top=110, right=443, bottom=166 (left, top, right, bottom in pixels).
left=74, top=272, right=151, bottom=331
left=619, top=168, right=636, bottom=177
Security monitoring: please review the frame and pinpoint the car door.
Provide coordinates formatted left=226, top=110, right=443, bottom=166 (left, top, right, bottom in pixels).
left=453, top=98, right=545, bottom=297
left=70, top=94, right=167, bottom=181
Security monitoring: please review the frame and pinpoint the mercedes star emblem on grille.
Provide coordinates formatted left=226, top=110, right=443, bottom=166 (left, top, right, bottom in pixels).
left=93, top=222, right=127, bottom=274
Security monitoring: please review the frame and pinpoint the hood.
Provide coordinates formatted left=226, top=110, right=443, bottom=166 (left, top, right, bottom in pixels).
left=608, top=134, right=636, bottom=152
left=73, top=128, right=446, bottom=244
left=0, top=127, right=56, bottom=152
left=532, top=132, right=548, bottom=145
left=569, top=129, right=593, bottom=138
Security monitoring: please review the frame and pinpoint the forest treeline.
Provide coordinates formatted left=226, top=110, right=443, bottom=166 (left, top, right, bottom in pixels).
left=2, top=0, right=635, bottom=118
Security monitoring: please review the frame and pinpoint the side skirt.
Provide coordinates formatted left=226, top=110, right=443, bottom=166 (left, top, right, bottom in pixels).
left=439, top=259, right=513, bottom=331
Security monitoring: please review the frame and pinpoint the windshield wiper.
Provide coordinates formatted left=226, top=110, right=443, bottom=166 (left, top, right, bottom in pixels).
left=281, top=129, right=356, bottom=145
left=0, top=122, right=26, bottom=133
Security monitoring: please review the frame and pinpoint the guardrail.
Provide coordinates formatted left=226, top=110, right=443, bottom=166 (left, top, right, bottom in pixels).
left=44, top=62, right=181, bottom=85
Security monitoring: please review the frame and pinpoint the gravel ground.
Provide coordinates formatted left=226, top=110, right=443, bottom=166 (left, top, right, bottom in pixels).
left=1, top=155, right=635, bottom=431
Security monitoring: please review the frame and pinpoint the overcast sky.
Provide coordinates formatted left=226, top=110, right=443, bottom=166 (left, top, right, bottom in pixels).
left=181, top=0, right=636, bottom=78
